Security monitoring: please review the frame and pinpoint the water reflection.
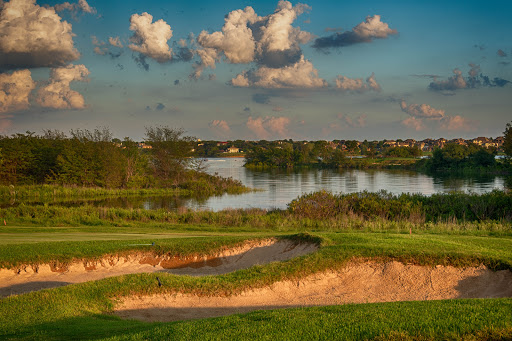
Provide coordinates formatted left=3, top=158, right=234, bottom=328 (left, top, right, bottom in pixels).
left=1, top=158, right=507, bottom=211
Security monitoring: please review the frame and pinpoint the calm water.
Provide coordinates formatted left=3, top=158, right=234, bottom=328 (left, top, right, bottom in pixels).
left=185, top=158, right=507, bottom=210
left=4, top=158, right=507, bottom=211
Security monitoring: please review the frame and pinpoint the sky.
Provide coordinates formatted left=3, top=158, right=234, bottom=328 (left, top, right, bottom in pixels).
left=0, top=0, right=511, bottom=141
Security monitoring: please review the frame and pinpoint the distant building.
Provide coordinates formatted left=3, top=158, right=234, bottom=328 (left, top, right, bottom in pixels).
left=138, top=142, right=152, bottom=149
left=227, top=146, right=241, bottom=153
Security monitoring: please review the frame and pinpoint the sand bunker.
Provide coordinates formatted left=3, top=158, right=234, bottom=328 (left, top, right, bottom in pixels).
left=0, top=239, right=317, bottom=297
left=115, top=261, right=512, bottom=322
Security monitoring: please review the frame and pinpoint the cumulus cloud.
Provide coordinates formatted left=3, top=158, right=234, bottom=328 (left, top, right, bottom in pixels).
left=36, top=64, right=90, bottom=109
left=0, top=69, right=35, bottom=113
left=231, top=56, right=326, bottom=88
left=109, top=37, right=123, bottom=48
left=129, top=12, right=173, bottom=63
left=335, top=73, right=381, bottom=92
left=193, top=0, right=313, bottom=79
left=429, top=64, right=510, bottom=91
left=0, top=0, right=80, bottom=69
left=439, top=115, right=477, bottom=131
left=313, top=15, right=397, bottom=50
left=55, top=0, right=96, bottom=15
left=400, top=100, right=445, bottom=119
left=209, top=119, right=231, bottom=137
left=428, top=69, right=467, bottom=91
left=401, top=117, right=425, bottom=131
left=246, top=116, right=291, bottom=139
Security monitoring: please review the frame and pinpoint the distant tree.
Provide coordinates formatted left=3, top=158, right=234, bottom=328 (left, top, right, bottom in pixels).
left=504, top=121, right=512, bottom=158
left=144, top=126, right=195, bottom=186
left=470, top=148, right=496, bottom=167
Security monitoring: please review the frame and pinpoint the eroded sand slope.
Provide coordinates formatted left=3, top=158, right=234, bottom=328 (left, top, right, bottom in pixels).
left=115, top=261, right=512, bottom=322
left=0, top=239, right=317, bottom=297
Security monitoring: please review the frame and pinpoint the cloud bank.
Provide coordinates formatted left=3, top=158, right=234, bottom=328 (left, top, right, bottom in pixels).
left=194, top=0, right=322, bottom=87
left=335, top=73, right=381, bottom=92
left=0, top=0, right=80, bottom=69
left=429, top=64, right=510, bottom=91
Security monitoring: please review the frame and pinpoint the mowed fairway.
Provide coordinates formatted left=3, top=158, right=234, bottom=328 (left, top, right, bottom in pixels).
left=0, top=226, right=512, bottom=340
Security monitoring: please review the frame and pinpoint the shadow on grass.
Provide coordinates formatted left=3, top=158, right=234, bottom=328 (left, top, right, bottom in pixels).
left=4, top=299, right=512, bottom=340
left=0, top=281, right=72, bottom=297
left=1, top=314, right=153, bottom=341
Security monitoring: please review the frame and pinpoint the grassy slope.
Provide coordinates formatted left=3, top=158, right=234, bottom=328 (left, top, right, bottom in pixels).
left=1, top=232, right=512, bottom=340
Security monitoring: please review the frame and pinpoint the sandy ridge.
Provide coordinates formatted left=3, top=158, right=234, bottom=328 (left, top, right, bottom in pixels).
left=115, top=261, right=512, bottom=322
left=0, top=239, right=318, bottom=297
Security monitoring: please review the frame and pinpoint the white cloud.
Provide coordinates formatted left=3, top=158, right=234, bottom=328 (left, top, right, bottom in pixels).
left=352, top=15, right=397, bottom=39
left=400, top=100, right=445, bottom=119
left=0, top=0, right=80, bottom=69
left=231, top=56, right=326, bottom=88
left=36, top=64, right=90, bottom=109
left=194, top=0, right=313, bottom=78
left=313, top=14, right=397, bottom=49
left=335, top=73, right=381, bottom=92
left=129, top=12, right=173, bottom=63
left=0, top=69, right=35, bottom=113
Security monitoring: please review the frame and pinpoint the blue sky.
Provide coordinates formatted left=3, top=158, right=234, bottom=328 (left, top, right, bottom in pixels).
left=1, top=0, right=511, bottom=141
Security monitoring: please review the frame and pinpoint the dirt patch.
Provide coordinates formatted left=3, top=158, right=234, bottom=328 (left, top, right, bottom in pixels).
left=114, top=261, right=512, bottom=322
left=0, top=239, right=317, bottom=297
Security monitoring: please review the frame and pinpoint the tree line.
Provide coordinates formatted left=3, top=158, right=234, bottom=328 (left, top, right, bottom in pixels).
left=0, top=127, right=206, bottom=189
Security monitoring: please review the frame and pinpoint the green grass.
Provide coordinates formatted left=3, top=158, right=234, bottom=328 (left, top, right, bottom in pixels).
left=0, top=235, right=271, bottom=269
left=1, top=232, right=511, bottom=340
left=1, top=299, right=511, bottom=340
left=0, top=226, right=511, bottom=340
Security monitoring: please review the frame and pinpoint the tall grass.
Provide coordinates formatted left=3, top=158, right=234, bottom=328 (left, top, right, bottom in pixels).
left=0, top=178, right=251, bottom=202
left=289, top=190, right=512, bottom=222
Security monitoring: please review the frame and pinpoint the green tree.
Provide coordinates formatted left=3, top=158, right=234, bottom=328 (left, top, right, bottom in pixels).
left=145, top=126, right=195, bottom=186
left=504, top=121, right=512, bottom=158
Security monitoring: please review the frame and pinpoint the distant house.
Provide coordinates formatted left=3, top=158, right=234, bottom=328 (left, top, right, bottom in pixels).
left=471, top=137, right=490, bottom=146
left=450, top=138, right=467, bottom=146
left=227, top=146, right=240, bottom=153
left=138, top=142, right=152, bottom=149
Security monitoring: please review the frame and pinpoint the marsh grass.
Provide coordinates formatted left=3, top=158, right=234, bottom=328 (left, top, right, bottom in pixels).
left=1, top=202, right=511, bottom=235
